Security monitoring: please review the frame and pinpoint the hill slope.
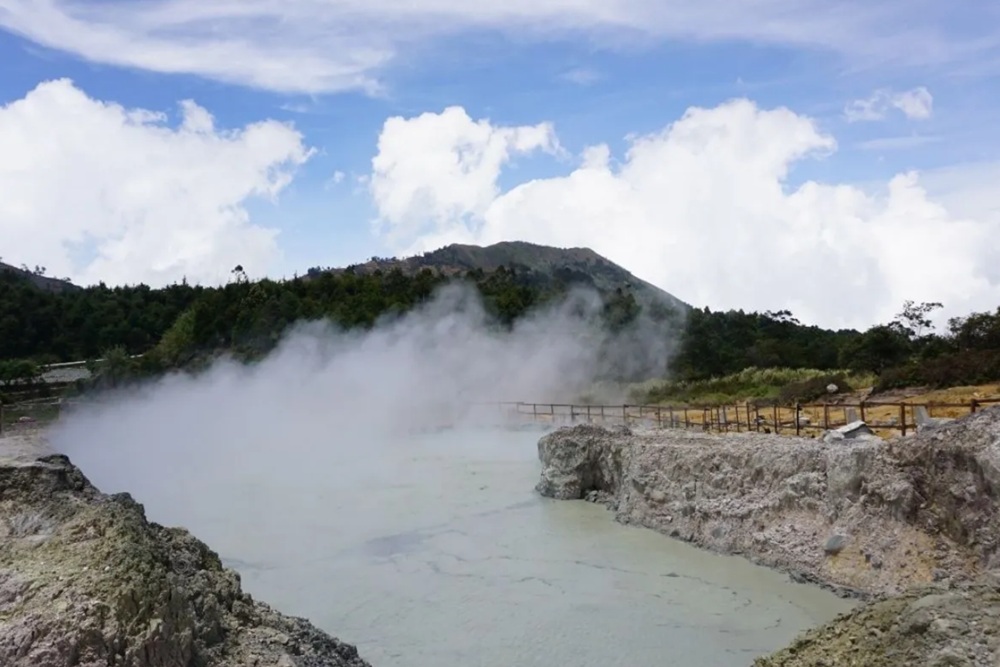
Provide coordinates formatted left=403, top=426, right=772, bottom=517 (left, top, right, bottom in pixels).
left=0, top=262, right=79, bottom=293
left=316, top=241, right=689, bottom=312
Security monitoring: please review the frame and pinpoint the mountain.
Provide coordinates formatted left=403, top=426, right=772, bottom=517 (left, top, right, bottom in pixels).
left=0, top=262, right=79, bottom=293
left=312, top=241, right=690, bottom=314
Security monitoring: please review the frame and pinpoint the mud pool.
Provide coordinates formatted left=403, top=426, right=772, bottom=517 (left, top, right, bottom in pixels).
left=59, top=426, right=854, bottom=667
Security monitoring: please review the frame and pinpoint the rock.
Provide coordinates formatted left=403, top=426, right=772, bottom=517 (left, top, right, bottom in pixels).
left=822, top=430, right=846, bottom=443
left=0, top=444, right=372, bottom=667
left=754, top=577, right=1000, bottom=667
left=824, top=534, right=848, bottom=555
left=825, top=421, right=876, bottom=441
left=535, top=406, right=1000, bottom=599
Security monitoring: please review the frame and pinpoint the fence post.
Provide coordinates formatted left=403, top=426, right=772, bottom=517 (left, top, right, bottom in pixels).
left=773, top=404, right=779, bottom=434
left=971, top=399, right=979, bottom=414
left=668, top=406, right=674, bottom=428
left=735, top=404, right=741, bottom=432
left=753, top=404, right=760, bottom=432
left=860, top=400, right=866, bottom=423
left=899, top=403, right=907, bottom=437
left=795, top=403, right=801, bottom=436
left=656, top=406, right=662, bottom=428
left=587, top=405, right=592, bottom=423
left=684, top=408, right=690, bottom=428
left=823, top=404, right=830, bottom=429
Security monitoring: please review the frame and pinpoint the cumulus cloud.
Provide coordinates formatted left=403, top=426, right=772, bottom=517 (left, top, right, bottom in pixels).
left=369, top=106, right=560, bottom=247
left=0, top=79, right=312, bottom=287
left=845, top=87, right=934, bottom=122
left=0, top=0, right=994, bottom=93
left=368, top=99, right=1000, bottom=331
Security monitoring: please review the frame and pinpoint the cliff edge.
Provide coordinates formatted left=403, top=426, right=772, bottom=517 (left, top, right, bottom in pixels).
left=536, top=409, right=1000, bottom=598
left=0, top=435, right=372, bottom=667
left=536, top=410, right=1000, bottom=666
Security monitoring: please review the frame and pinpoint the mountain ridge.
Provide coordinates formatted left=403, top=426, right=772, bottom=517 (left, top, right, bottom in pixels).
left=312, top=241, right=690, bottom=313
left=0, top=261, right=79, bottom=293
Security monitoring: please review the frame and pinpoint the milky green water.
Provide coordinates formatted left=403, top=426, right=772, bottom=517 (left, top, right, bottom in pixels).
left=113, top=427, right=856, bottom=667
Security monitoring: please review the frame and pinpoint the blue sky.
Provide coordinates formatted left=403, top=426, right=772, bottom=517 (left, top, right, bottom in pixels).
left=1, top=0, right=998, bottom=329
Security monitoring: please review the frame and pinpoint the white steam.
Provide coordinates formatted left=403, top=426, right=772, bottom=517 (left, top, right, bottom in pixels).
left=49, top=282, right=676, bottom=505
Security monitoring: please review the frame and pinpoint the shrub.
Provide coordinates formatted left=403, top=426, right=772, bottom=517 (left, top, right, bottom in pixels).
left=639, top=367, right=874, bottom=406
left=777, top=374, right=854, bottom=405
left=876, top=349, right=1000, bottom=392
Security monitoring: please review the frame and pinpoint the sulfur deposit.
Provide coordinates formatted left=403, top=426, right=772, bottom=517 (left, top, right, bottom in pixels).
left=0, top=435, right=372, bottom=667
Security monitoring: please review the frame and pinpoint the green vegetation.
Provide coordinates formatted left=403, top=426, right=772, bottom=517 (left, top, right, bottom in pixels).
left=635, top=367, right=877, bottom=406
left=0, top=262, right=656, bottom=386
left=0, top=359, right=42, bottom=386
left=3, top=256, right=1000, bottom=407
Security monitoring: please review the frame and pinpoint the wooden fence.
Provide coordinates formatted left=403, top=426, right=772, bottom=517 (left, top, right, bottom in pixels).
left=493, top=398, right=1000, bottom=438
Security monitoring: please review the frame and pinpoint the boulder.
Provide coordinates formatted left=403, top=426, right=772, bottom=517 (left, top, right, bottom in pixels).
left=0, top=445, right=372, bottom=667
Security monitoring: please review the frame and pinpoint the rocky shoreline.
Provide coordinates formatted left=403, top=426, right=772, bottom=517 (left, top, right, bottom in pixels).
left=4, top=407, right=999, bottom=667
left=0, top=434, right=373, bottom=667
left=535, top=407, right=1000, bottom=665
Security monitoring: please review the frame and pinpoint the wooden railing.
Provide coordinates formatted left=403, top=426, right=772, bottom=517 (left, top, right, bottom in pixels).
left=492, top=398, right=1000, bottom=438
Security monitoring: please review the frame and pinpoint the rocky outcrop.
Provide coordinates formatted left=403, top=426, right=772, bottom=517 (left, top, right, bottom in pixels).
left=536, top=407, right=1000, bottom=598
left=0, top=436, right=372, bottom=667
left=754, top=574, right=1000, bottom=667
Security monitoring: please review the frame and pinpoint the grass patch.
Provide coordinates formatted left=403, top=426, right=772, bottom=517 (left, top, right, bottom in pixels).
left=634, top=367, right=877, bottom=406
left=0, top=401, right=61, bottom=427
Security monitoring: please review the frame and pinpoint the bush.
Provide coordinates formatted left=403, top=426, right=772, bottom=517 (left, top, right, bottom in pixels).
left=639, top=367, right=873, bottom=406
left=0, top=359, right=41, bottom=386
left=777, top=374, right=854, bottom=405
left=876, top=348, right=1000, bottom=392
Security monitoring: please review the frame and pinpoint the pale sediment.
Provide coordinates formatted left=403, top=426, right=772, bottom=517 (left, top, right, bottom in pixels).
left=0, top=433, right=372, bottom=667
left=535, top=407, right=1000, bottom=665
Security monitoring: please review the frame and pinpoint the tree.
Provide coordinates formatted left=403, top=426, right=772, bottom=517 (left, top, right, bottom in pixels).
left=838, top=325, right=912, bottom=374
left=893, top=300, right=943, bottom=339
left=948, top=307, right=1000, bottom=351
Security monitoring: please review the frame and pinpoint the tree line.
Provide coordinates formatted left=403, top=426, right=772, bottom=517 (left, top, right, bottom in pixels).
left=2, top=263, right=999, bottom=394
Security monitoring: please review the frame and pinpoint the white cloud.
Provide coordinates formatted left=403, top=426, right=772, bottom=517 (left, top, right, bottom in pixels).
left=0, top=79, right=313, bottom=287
left=857, top=134, right=941, bottom=151
left=369, top=106, right=561, bottom=247
left=846, top=87, right=934, bottom=122
left=368, top=100, right=1000, bottom=331
left=560, top=67, right=602, bottom=86
left=0, top=1, right=995, bottom=93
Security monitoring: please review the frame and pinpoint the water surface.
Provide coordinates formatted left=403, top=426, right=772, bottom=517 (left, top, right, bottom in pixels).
left=74, top=427, right=854, bottom=666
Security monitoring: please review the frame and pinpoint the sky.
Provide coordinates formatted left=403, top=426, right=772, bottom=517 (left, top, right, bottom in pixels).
left=1, top=0, right=1000, bottom=331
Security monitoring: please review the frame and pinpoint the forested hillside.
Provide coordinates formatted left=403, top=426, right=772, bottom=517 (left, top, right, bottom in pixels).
left=2, top=255, right=999, bottom=401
